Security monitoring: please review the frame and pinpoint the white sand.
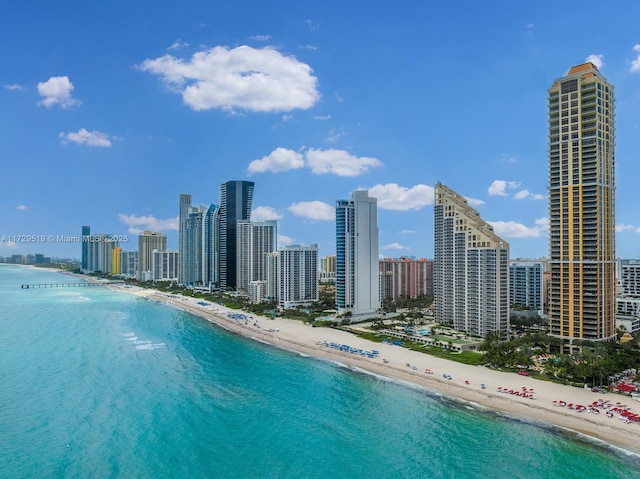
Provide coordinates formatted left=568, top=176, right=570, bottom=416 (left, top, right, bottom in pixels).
left=112, top=284, right=640, bottom=454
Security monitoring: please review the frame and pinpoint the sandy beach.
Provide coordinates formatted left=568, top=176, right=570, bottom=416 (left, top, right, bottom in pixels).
left=110, top=283, right=640, bottom=455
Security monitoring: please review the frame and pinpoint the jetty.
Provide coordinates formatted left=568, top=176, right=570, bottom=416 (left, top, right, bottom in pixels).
left=21, top=281, right=124, bottom=289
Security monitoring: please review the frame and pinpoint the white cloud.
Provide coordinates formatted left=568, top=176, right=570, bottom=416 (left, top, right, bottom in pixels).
left=137, top=45, right=319, bottom=112
left=368, top=183, right=434, bottom=211
left=278, top=234, right=295, bottom=246
left=489, top=217, right=548, bottom=238
left=488, top=180, right=520, bottom=196
left=118, top=213, right=179, bottom=234
left=465, top=197, right=485, bottom=207
left=314, top=114, right=331, bottom=120
left=251, top=34, right=272, bottom=42
left=306, top=148, right=382, bottom=177
left=4, top=84, right=23, bottom=91
left=324, top=128, right=346, bottom=143
left=617, top=224, right=636, bottom=233
left=631, top=45, right=640, bottom=73
left=0, top=240, right=17, bottom=249
left=248, top=147, right=304, bottom=174
left=514, top=189, right=545, bottom=201
left=586, top=54, right=604, bottom=69
left=300, top=44, right=318, bottom=51
left=501, top=155, right=517, bottom=164
left=16, top=204, right=28, bottom=211
left=288, top=201, right=334, bottom=220
left=168, top=39, right=189, bottom=50
left=252, top=206, right=282, bottom=221
left=401, top=229, right=416, bottom=234
left=37, top=76, right=80, bottom=109
left=59, top=128, right=114, bottom=148
left=382, top=242, right=409, bottom=250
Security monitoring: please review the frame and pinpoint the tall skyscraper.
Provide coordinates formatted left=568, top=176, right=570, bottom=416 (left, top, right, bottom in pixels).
left=178, top=194, right=192, bottom=285
left=277, top=244, right=319, bottom=310
left=203, top=203, right=219, bottom=288
left=236, top=220, right=277, bottom=292
left=434, top=183, right=509, bottom=338
left=218, top=180, right=255, bottom=290
left=509, top=261, right=544, bottom=312
left=548, top=62, right=616, bottom=347
left=138, top=231, right=167, bottom=280
left=335, top=190, right=380, bottom=319
left=81, top=225, right=90, bottom=271
left=183, top=205, right=207, bottom=286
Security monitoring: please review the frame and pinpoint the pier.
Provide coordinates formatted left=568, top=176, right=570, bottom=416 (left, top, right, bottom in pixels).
left=21, top=281, right=124, bottom=289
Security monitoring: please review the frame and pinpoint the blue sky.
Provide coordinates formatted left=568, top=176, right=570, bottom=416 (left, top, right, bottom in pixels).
left=2, top=1, right=640, bottom=261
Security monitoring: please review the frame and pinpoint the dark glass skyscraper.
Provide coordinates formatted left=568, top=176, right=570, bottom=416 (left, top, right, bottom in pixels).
left=218, top=180, right=255, bottom=289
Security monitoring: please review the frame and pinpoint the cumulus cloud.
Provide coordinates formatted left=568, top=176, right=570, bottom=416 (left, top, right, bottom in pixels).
left=248, top=147, right=304, bottom=174
left=278, top=234, right=295, bottom=246
left=617, top=224, right=635, bottom=233
left=4, top=84, right=23, bottom=91
left=465, top=197, right=485, bottom=207
left=37, top=76, right=80, bottom=108
left=16, top=204, right=28, bottom=211
left=368, top=183, right=434, bottom=211
left=586, top=54, right=604, bottom=69
left=0, top=240, right=17, bottom=249
left=118, top=213, right=179, bottom=234
left=513, top=189, right=545, bottom=201
left=631, top=45, right=640, bottom=73
left=288, top=201, right=334, bottom=220
left=306, top=148, right=382, bottom=177
left=168, top=39, right=188, bottom=50
left=488, top=180, right=520, bottom=196
left=252, top=206, right=283, bottom=221
left=489, top=217, right=548, bottom=238
left=137, top=45, right=319, bottom=112
left=59, top=128, right=114, bottom=147
left=382, top=242, right=409, bottom=250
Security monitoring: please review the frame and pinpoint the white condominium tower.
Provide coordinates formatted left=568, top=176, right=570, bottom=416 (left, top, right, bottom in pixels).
left=276, top=244, right=319, bottom=310
left=548, top=63, right=616, bottom=348
left=434, top=183, right=509, bottom=338
left=335, top=190, right=380, bottom=319
left=236, top=220, right=278, bottom=292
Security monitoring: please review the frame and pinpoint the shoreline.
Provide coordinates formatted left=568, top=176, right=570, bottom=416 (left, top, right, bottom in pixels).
left=104, top=283, right=640, bottom=456
left=16, top=261, right=633, bottom=458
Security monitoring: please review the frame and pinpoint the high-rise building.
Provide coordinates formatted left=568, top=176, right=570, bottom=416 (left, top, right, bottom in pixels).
left=83, top=233, right=119, bottom=273
left=615, top=259, right=640, bottom=334
left=183, top=205, right=207, bottom=286
left=120, top=250, right=138, bottom=278
left=335, top=190, right=380, bottom=319
left=277, top=245, right=319, bottom=310
left=137, top=231, right=167, bottom=280
left=379, top=257, right=434, bottom=301
left=203, top=203, right=219, bottom=288
left=434, top=183, right=509, bottom=338
left=509, top=261, right=544, bottom=312
left=178, top=194, right=192, bottom=285
left=548, top=62, right=616, bottom=347
left=152, top=250, right=179, bottom=282
left=236, top=220, right=277, bottom=292
left=81, top=225, right=90, bottom=271
left=218, top=180, right=255, bottom=290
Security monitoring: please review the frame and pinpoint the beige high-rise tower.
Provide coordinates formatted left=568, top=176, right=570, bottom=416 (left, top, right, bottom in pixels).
left=548, top=62, right=616, bottom=349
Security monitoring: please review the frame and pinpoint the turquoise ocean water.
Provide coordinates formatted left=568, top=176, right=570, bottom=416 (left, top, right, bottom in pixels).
left=1, top=265, right=639, bottom=479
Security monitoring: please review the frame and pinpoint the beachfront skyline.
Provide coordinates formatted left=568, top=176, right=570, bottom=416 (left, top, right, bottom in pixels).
left=2, top=2, right=640, bottom=260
